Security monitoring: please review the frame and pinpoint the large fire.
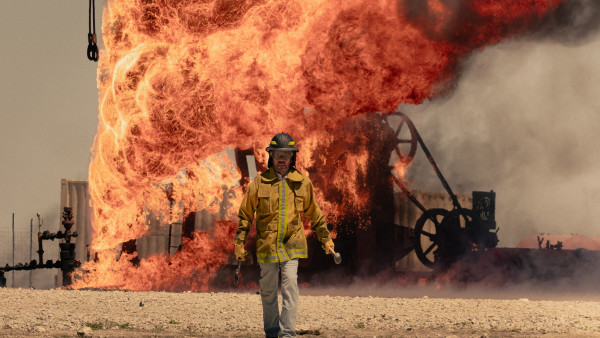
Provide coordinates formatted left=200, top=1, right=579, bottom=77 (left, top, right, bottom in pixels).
left=73, top=0, right=562, bottom=291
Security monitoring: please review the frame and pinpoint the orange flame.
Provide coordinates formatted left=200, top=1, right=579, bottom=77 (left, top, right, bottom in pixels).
left=76, top=0, right=562, bottom=290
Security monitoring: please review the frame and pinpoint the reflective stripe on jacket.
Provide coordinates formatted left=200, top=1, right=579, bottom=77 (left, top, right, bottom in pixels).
left=235, top=167, right=331, bottom=263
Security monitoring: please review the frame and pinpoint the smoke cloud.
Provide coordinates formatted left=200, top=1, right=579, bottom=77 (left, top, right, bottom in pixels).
left=401, top=27, right=600, bottom=246
left=531, top=0, right=600, bottom=44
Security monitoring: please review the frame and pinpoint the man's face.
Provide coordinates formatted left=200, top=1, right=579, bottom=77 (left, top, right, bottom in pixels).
left=272, top=151, right=293, bottom=175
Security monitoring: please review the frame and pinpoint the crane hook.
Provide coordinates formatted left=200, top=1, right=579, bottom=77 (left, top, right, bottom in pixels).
left=87, top=0, right=99, bottom=62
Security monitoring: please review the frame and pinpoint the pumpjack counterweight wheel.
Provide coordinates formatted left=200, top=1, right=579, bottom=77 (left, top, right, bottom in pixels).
left=414, top=208, right=448, bottom=268
left=415, top=208, right=479, bottom=268
left=384, top=112, right=418, bottom=167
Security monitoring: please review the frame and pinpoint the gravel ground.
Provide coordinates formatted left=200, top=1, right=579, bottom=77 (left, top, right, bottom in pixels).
left=0, top=287, right=599, bottom=337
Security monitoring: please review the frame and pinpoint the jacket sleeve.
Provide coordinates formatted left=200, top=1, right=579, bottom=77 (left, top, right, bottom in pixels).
left=303, top=178, right=332, bottom=244
left=235, top=178, right=259, bottom=246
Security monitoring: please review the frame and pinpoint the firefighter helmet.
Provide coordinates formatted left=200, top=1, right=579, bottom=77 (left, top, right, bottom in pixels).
left=265, top=132, right=299, bottom=152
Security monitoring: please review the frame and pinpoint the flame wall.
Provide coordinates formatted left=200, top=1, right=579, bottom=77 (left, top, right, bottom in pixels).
left=76, top=0, right=562, bottom=291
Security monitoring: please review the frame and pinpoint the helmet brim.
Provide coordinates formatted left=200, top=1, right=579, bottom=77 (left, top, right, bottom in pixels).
left=266, top=147, right=298, bottom=152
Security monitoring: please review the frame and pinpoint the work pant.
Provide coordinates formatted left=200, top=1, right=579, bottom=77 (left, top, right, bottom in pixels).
left=259, top=258, right=299, bottom=338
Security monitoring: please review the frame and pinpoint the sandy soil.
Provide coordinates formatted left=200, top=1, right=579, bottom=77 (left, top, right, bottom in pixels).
left=0, top=287, right=599, bottom=337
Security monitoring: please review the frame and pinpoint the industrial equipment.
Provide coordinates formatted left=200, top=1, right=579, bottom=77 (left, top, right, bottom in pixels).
left=0, top=207, right=80, bottom=287
left=385, top=112, right=499, bottom=269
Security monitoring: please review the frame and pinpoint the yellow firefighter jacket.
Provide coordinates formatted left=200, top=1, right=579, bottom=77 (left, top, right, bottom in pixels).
left=235, top=167, right=332, bottom=263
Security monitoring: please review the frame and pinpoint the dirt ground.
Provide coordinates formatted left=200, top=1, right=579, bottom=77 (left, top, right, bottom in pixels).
left=0, top=286, right=599, bottom=337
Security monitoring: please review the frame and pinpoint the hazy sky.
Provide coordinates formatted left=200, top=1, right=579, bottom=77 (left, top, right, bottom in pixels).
left=0, top=1, right=105, bottom=241
left=1, top=0, right=599, bottom=253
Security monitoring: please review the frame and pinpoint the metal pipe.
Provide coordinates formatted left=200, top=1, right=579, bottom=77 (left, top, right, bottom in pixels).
left=29, top=218, right=32, bottom=288
left=12, top=213, right=15, bottom=287
left=37, top=214, right=44, bottom=266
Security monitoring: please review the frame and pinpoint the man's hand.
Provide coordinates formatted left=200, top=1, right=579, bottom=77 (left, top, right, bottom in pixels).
left=235, top=244, right=247, bottom=261
left=322, top=239, right=334, bottom=254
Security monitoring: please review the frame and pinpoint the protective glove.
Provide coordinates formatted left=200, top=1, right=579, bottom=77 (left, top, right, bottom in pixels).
left=235, top=243, right=247, bottom=261
left=322, top=239, right=335, bottom=254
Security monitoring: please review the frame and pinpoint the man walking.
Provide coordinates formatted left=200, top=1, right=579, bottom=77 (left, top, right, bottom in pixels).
left=234, top=132, right=334, bottom=337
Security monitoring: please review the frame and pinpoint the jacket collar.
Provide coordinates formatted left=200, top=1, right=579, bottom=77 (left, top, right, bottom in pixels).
left=261, top=167, right=303, bottom=182
left=287, top=169, right=303, bottom=182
